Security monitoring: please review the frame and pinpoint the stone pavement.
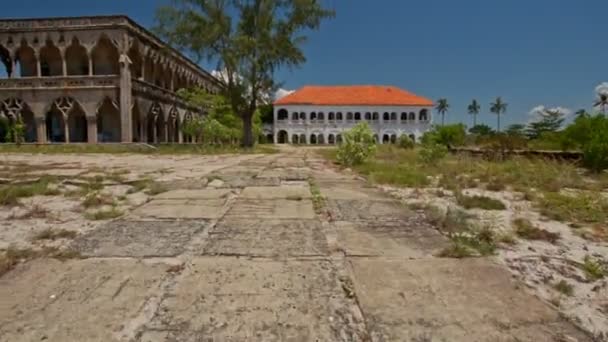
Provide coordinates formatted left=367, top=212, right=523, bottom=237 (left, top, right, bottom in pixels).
left=0, top=147, right=593, bottom=342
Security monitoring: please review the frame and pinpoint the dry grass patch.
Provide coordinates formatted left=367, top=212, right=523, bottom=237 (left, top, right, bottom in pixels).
left=537, top=192, right=608, bottom=224
left=513, top=218, right=560, bottom=244
left=82, top=191, right=116, bottom=208
left=0, top=177, right=61, bottom=206
left=308, top=179, right=325, bottom=213
left=456, top=194, right=506, bottom=210
left=33, top=229, right=77, bottom=241
left=553, top=280, right=574, bottom=296
left=0, top=246, right=81, bottom=277
left=85, top=207, right=124, bottom=221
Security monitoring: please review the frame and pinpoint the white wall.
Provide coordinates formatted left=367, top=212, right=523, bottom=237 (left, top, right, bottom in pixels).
left=272, top=104, right=433, bottom=144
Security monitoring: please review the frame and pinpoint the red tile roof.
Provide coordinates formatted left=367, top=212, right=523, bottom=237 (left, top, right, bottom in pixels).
left=274, top=85, right=433, bottom=106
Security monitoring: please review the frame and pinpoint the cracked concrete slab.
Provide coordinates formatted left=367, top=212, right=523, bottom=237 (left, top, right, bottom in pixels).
left=153, top=189, right=234, bottom=200
left=0, top=258, right=168, bottom=342
left=349, top=258, right=590, bottom=341
left=225, top=198, right=316, bottom=219
left=240, top=185, right=312, bottom=200
left=140, top=257, right=367, bottom=341
left=72, top=220, right=207, bottom=257
left=334, top=220, right=448, bottom=258
left=131, top=199, right=228, bottom=219
left=327, top=199, right=412, bottom=222
left=203, top=219, right=328, bottom=257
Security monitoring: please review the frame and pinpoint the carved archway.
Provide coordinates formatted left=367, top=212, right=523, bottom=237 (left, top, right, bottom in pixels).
left=40, top=40, right=62, bottom=76
left=65, top=38, right=89, bottom=76
left=97, top=97, right=121, bottom=142
left=92, top=36, right=119, bottom=75
left=15, top=43, right=37, bottom=77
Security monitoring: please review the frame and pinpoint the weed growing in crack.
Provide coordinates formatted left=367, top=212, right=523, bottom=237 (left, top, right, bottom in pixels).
left=513, top=218, right=560, bottom=244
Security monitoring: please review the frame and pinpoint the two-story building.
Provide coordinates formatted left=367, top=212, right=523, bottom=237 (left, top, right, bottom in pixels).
left=272, top=85, right=433, bottom=144
left=0, top=15, right=221, bottom=144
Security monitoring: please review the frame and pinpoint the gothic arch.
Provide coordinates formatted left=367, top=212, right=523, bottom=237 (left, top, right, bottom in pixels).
left=419, top=109, right=429, bottom=121
left=15, top=43, right=37, bottom=77
left=147, top=103, right=164, bottom=143
left=97, top=97, right=121, bottom=142
left=167, top=107, right=180, bottom=143
left=40, top=40, right=62, bottom=76
left=92, top=36, right=119, bottom=75
left=128, top=41, right=143, bottom=79
left=65, top=38, right=89, bottom=76
left=0, top=44, right=11, bottom=77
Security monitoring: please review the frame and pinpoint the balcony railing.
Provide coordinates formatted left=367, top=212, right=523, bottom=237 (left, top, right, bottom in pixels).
left=275, top=119, right=431, bottom=127
left=0, top=75, right=119, bottom=89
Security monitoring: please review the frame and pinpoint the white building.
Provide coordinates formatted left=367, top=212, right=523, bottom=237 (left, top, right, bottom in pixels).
left=272, top=85, right=433, bottom=144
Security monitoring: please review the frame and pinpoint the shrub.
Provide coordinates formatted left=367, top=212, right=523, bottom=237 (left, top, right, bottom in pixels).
left=456, top=194, right=506, bottom=210
left=554, top=280, right=574, bottom=296
left=336, top=123, right=376, bottom=166
left=582, top=133, right=608, bottom=173
left=513, top=218, right=560, bottom=243
left=397, top=135, right=415, bottom=149
left=582, top=256, right=606, bottom=281
left=418, top=143, right=447, bottom=164
left=421, top=124, right=466, bottom=147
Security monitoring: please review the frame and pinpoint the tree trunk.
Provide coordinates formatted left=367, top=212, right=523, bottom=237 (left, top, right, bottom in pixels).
left=442, top=113, right=445, bottom=126
left=473, top=114, right=477, bottom=127
left=497, top=114, right=501, bottom=132
left=241, top=111, right=254, bottom=148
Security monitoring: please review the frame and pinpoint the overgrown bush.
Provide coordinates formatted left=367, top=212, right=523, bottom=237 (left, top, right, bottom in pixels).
left=336, top=123, right=376, bottom=166
left=562, top=114, right=608, bottom=172
left=418, top=143, right=447, bottom=164
left=5, top=118, right=25, bottom=145
left=421, top=124, right=466, bottom=147
left=397, top=135, right=415, bottom=149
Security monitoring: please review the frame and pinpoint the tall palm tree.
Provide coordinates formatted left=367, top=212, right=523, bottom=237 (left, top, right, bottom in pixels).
left=594, top=93, right=608, bottom=114
left=490, top=97, right=507, bottom=132
left=436, top=98, right=449, bottom=126
left=467, top=99, right=480, bottom=127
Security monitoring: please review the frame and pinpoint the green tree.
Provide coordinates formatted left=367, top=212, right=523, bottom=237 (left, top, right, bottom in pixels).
left=469, top=124, right=494, bottom=136
left=505, top=123, right=525, bottom=137
left=594, top=93, right=608, bottom=114
left=490, top=97, right=507, bottom=132
left=526, top=108, right=565, bottom=139
left=435, top=98, right=449, bottom=126
left=155, top=0, right=334, bottom=147
left=467, top=99, right=480, bottom=127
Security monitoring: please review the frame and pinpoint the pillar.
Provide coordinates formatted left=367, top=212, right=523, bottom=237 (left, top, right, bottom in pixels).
left=64, top=117, right=70, bottom=143
left=87, top=117, right=97, bottom=143
left=61, top=50, right=67, bottom=76
left=139, top=120, right=146, bottom=143
left=35, top=118, right=46, bottom=144
left=119, top=34, right=133, bottom=143
left=152, top=122, right=158, bottom=144
left=178, top=128, right=183, bottom=144
left=163, top=122, right=168, bottom=143
left=88, top=54, right=93, bottom=76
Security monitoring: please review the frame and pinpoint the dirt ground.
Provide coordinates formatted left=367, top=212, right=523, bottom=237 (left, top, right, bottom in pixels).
left=0, top=147, right=596, bottom=342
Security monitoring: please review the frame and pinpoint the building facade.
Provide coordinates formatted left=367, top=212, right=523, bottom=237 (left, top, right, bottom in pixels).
left=0, top=15, right=221, bottom=144
left=272, top=85, right=433, bottom=144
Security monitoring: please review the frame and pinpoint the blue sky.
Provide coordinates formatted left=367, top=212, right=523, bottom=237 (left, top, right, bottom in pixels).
left=2, top=0, right=607, bottom=127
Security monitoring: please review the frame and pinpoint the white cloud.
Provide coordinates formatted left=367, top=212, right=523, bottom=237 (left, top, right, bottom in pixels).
left=275, top=88, right=295, bottom=100
left=595, top=82, right=608, bottom=96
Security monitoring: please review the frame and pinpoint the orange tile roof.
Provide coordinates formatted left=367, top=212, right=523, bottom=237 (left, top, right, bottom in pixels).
left=274, top=85, right=433, bottom=106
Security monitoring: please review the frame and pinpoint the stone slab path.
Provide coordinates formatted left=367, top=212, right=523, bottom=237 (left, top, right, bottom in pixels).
left=0, top=147, right=593, bottom=341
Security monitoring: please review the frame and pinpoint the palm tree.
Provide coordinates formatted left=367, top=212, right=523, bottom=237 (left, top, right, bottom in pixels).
left=490, top=97, right=507, bottom=132
left=436, top=98, right=449, bottom=126
left=467, top=99, right=480, bottom=127
left=594, top=93, right=608, bottom=114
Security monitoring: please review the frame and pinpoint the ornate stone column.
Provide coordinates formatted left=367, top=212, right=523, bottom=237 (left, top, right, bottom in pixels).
left=119, top=34, right=133, bottom=143
left=63, top=115, right=70, bottom=143
left=35, top=117, right=46, bottom=144
left=87, top=116, right=97, bottom=144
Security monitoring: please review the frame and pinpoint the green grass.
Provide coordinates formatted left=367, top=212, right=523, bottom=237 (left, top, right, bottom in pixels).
left=0, top=177, right=61, bottom=206
left=456, top=194, right=506, bottom=210
left=308, top=179, right=326, bottom=213
left=513, top=218, right=560, bottom=244
left=319, top=145, right=608, bottom=193
left=0, top=143, right=278, bottom=155
left=582, top=256, right=606, bottom=281
left=537, top=192, right=608, bottom=224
